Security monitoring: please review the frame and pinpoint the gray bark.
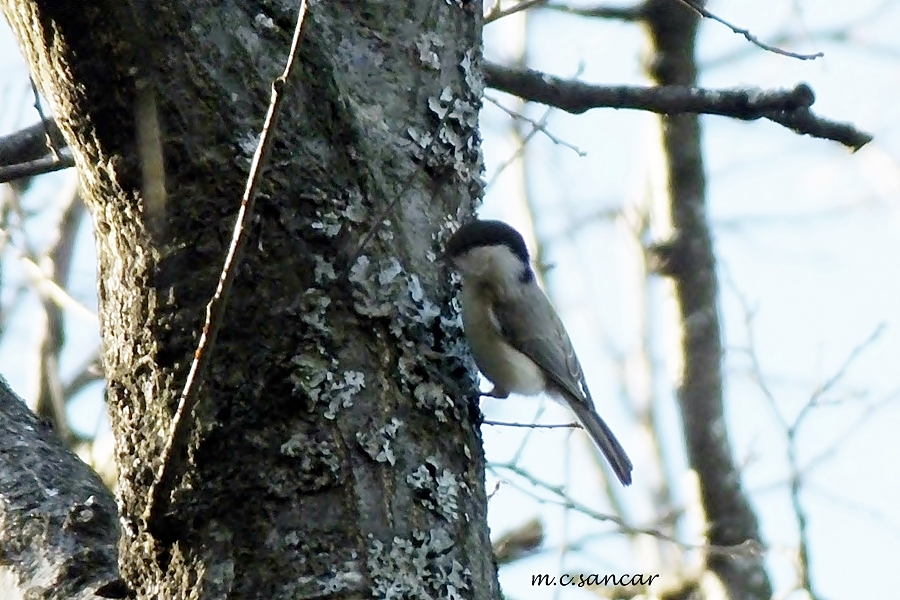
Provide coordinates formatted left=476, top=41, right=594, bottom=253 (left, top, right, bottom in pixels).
left=0, top=377, right=120, bottom=600
left=1, top=0, right=498, bottom=598
left=644, top=1, right=773, bottom=598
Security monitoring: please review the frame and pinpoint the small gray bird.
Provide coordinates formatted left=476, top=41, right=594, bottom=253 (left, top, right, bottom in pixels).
left=444, top=220, right=633, bottom=485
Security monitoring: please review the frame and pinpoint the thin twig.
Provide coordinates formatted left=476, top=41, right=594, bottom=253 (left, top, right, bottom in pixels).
left=783, top=323, right=886, bottom=599
left=31, top=78, right=61, bottom=160
left=0, top=152, right=75, bottom=183
left=145, top=0, right=309, bottom=525
left=62, top=355, right=103, bottom=399
left=491, top=462, right=765, bottom=558
left=805, top=476, right=900, bottom=540
left=485, top=105, right=551, bottom=190
left=726, top=268, right=886, bottom=600
left=675, top=0, right=824, bottom=60
left=485, top=64, right=588, bottom=190
left=704, top=0, right=898, bottom=68
left=801, top=324, right=885, bottom=413
left=509, top=402, right=550, bottom=467
left=483, top=419, right=580, bottom=429
left=485, top=95, right=586, bottom=156
left=802, top=388, right=899, bottom=475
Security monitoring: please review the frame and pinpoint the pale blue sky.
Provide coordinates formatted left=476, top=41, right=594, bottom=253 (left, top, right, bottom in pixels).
left=480, top=1, right=900, bottom=599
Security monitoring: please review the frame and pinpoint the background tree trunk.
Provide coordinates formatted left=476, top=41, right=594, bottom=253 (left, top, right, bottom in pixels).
left=1, top=1, right=498, bottom=598
left=644, top=1, right=772, bottom=598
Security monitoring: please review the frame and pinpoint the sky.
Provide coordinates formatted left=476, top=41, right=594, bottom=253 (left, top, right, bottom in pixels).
left=479, top=1, right=900, bottom=599
left=2, top=1, right=900, bottom=599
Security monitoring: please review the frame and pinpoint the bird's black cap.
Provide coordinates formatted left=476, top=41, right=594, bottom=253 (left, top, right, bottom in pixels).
left=444, top=220, right=530, bottom=264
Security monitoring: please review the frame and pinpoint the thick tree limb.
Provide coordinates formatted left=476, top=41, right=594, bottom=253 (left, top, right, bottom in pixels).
left=484, top=62, right=872, bottom=150
left=0, top=120, right=74, bottom=183
left=0, top=120, right=66, bottom=166
left=0, top=377, right=120, bottom=600
left=0, top=59, right=870, bottom=186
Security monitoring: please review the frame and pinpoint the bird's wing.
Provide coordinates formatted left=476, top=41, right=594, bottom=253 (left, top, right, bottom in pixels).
left=492, top=284, right=593, bottom=407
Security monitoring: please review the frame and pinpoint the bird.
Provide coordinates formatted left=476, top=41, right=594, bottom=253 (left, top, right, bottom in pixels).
left=443, top=219, right=633, bottom=485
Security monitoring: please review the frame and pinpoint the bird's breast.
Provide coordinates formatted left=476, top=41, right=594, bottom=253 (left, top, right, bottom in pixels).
left=459, top=285, right=546, bottom=396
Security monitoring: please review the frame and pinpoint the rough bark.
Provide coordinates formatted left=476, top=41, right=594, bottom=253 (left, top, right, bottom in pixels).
left=643, top=1, right=773, bottom=598
left=0, top=377, right=120, bottom=600
left=1, top=0, right=498, bottom=598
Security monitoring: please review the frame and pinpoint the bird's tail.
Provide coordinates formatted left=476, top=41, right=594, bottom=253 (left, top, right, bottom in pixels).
left=568, top=401, right=633, bottom=486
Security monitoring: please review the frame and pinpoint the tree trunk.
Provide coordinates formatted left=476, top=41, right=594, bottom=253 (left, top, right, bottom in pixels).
left=1, top=1, right=498, bottom=598
left=643, top=1, right=773, bottom=598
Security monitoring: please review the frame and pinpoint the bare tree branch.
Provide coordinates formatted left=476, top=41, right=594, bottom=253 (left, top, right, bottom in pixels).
left=482, top=419, right=580, bottom=429
left=0, top=119, right=73, bottom=184
left=30, top=77, right=62, bottom=160
left=491, top=462, right=765, bottom=558
left=62, top=355, right=104, bottom=399
left=676, top=0, right=823, bottom=60
left=785, top=325, right=884, bottom=600
left=484, top=62, right=872, bottom=150
left=544, top=2, right=645, bottom=21
left=0, top=153, right=75, bottom=183
left=485, top=0, right=549, bottom=23
left=35, top=188, right=86, bottom=444
left=728, top=261, right=890, bottom=600
left=704, top=0, right=900, bottom=68
left=0, top=228, right=98, bottom=322
left=760, top=107, right=872, bottom=150
left=0, top=120, right=66, bottom=166
left=484, top=95, right=585, bottom=156
left=485, top=103, right=554, bottom=189
left=534, top=0, right=825, bottom=58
